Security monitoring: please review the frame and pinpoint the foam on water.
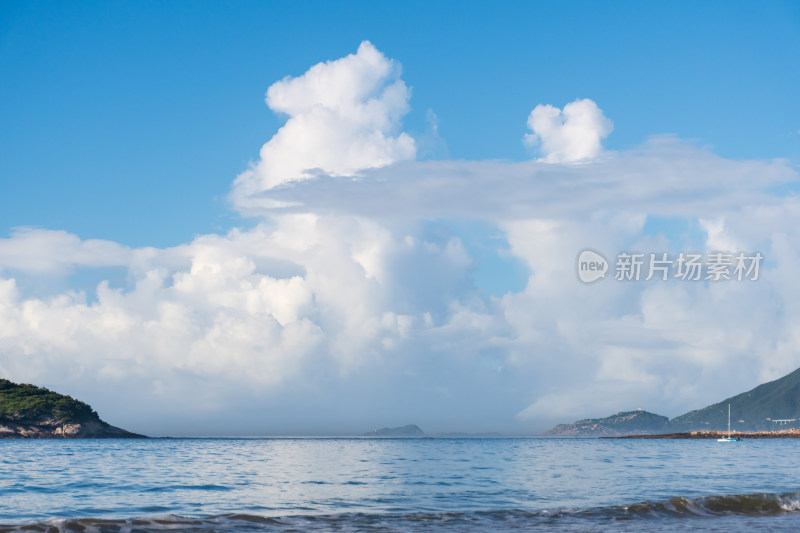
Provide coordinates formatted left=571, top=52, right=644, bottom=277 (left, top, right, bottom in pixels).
left=5, top=494, right=800, bottom=533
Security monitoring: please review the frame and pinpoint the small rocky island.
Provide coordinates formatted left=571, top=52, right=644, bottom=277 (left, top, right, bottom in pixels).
left=0, top=379, right=145, bottom=438
left=363, top=424, right=424, bottom=437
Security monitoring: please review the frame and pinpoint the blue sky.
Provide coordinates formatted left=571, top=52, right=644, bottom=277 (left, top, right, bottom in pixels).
left=2, top=1, right=798, bottom=247
left=1, top=2, right=799, bottom=435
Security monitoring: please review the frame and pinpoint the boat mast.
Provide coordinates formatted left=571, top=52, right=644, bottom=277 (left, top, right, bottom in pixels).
left=728, top=403, right=731, bottom=438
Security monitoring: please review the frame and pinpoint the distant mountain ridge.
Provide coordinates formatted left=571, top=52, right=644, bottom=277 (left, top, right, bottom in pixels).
left=671, top=367, right=800, bottom=432
left=0, top=379, right=145, bottom=438
left=545, top=366, right=800, bottom=436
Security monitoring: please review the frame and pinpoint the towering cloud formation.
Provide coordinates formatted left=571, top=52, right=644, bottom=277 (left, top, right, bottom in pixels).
left=524, top=98, right=613, bottom=163
left=1, top=43, right=799, bottom=436
left=231, top=41, right=416, bottom=212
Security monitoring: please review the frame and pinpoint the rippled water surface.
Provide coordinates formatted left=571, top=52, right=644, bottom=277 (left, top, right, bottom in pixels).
left=2, top=437, right=800, bottom=531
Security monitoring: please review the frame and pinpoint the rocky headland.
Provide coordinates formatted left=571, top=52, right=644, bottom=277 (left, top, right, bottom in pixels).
left=0, top=379, right=145, bottom=438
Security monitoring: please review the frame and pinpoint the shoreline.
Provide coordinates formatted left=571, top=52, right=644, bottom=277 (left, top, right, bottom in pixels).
left=603, top=429, right=800, bottom=439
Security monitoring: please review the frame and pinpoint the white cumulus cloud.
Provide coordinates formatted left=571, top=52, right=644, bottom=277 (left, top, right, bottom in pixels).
left=2, top=43, right=800, bottom=436
left=231, top=41, right=416, bottom=213
left=524, top=98, right=613, bottom=163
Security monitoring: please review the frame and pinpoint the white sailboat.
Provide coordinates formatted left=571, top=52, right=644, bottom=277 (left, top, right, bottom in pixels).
left=717, top=403, right=738, bottom=442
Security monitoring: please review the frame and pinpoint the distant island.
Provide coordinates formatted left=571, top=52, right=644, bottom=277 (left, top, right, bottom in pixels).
left=0, top=379, right=145, bottom=438
left=363, top=424, right=424, bottom=437
left=543, top=410, right=669, bottom=437
left=544, top=366, right=800, bottom=437
left=360, top=426, right=503, bottom=438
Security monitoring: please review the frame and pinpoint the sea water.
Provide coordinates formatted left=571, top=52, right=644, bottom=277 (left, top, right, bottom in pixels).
left=1, top=437, right=800, bottom=531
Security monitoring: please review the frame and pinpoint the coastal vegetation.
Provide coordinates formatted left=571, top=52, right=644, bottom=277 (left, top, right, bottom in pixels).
left=0, top=379, right=97, bottom=423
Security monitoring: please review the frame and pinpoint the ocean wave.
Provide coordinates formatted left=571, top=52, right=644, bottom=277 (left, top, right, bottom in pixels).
left=3, top=492, right=800, bottom=532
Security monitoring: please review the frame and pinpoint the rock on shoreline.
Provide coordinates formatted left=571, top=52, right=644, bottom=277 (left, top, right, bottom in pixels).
left=0, top=416, right=146, bottom=438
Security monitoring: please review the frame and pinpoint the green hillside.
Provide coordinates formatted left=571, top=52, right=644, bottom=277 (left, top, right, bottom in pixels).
left=670, top=367, right=800, bottom=431
left=0, top=379, right=99, bottom=423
